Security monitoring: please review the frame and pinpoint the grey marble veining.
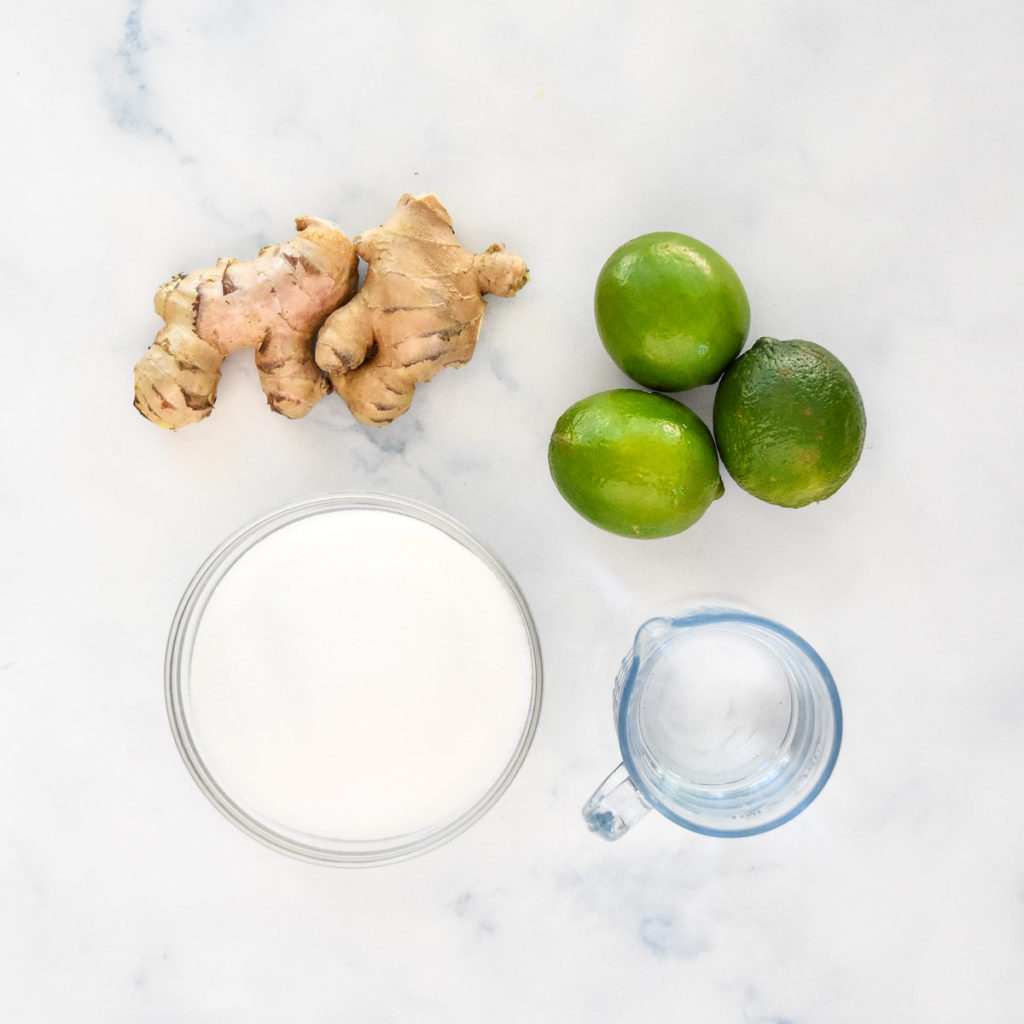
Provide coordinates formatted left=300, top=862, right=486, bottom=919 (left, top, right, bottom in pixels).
left=3, top=0, right=1023, bottom=1021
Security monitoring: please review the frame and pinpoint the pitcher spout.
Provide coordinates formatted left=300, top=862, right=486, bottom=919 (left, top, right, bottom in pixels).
left=633, top=616, right=676, bottom=664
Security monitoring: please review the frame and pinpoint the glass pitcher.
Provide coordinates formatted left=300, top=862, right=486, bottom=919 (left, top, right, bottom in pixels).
left=583, top=607, right=842, bottom=840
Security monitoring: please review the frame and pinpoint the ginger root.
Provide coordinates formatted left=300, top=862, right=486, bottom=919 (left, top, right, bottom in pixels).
left=134, top=217, right=358, bottom=429
left=314, top=194, right=529, bottom=425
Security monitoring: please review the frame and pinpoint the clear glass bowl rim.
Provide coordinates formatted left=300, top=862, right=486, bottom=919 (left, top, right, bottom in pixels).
left=165, top=492, right=544, bottom=867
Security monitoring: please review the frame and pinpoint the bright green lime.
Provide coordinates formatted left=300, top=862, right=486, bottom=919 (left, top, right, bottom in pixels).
left=548, top=389, right=724, bottom=538
left=594, top=232, right=750, bottom=392
left=713, top=337, right=866, bottom=508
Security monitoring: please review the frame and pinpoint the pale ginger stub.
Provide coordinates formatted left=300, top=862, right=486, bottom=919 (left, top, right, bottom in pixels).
left=134, top=217, right=359, bottom=429
left=315, top=194, right=529, bottom=425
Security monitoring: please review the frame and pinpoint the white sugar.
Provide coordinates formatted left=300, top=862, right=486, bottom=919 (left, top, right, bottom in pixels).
left=188, top=508, right=535, bottom=839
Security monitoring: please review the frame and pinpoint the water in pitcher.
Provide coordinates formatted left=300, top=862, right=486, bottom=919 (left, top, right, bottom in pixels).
left=634, top=621, right=798, bottom=794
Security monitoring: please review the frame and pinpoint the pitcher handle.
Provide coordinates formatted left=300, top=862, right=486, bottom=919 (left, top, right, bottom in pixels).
left=582, top=763, right=652, bottom=840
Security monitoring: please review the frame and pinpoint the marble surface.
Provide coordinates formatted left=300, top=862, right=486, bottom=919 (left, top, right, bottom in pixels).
left=4, top=1, right=1023, bottom=1020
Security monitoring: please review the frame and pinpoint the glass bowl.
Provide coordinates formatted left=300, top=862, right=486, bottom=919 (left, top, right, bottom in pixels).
left=165, top=493, right=543, bottom=866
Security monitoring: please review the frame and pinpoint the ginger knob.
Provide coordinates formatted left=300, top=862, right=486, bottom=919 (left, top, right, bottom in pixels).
left=134, top=217, right=358, bottom=429
left=315, top=194, right=529, bottom=425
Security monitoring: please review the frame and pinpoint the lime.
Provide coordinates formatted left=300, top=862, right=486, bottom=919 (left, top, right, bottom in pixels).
left=712, top=337, right=866, bottom=508
left=594, top=232, right=750, bottom=392
left=548, top=389, right=724, bottom=538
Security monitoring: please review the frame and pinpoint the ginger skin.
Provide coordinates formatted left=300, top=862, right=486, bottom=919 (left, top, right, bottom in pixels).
left=134, top=217, right=358, bottom=429
left=314, top=194, right=529, bottom=425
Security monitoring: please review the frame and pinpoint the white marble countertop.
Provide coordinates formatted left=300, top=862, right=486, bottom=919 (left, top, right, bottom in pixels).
left=4, top=1, right=1023, bottom=1020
